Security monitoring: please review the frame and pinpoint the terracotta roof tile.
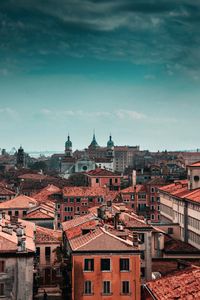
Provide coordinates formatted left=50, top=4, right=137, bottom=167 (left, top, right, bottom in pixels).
left=35, top=226, right=61, bottom=244
left=62, top=186, right=107, bottom=197
left=147, top=267, right=200, bottom=300
left=69, top=227, right=136, bottom=251
left=33, top=184, right=61, bottom=202
left=0, top=195, right=38, bottom=209
left=62, top=213, right=97, bottom=231
left=86, top=168, right=120, bottom=177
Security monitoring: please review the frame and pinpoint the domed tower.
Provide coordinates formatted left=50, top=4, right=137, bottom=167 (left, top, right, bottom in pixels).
left=65, top=135, right=72, bottom=157
left=89, top=133, right=99, bottom=149
left=107, top=134, right=114, bottom=158
left=17, top=145, right=25, bottom=168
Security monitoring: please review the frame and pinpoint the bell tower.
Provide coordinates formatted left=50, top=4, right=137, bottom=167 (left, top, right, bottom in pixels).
left=107, top=134, right=114, bottom=158
left=65, top=135, right=72, bottom=157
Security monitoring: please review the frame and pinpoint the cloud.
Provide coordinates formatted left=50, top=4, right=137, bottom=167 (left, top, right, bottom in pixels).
left=0, top=107, right=19, bottom=120
left=0, top=0, right=200, bottom=80
left=116, top=109, right=146, bottom=120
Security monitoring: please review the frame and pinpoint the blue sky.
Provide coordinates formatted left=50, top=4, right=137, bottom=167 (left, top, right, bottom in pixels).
left=0, top=0, right=200, bottom=152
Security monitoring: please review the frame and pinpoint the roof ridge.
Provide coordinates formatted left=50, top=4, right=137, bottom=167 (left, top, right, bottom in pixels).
left=71, top=227, right=103, bottom=250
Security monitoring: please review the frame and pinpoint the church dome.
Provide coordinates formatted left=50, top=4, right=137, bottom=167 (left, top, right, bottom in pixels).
left=107, top=135, right=114, bottom=148
left=89, top=134, right=99, bottom=148
left=65, top=135, right=72, bottom=149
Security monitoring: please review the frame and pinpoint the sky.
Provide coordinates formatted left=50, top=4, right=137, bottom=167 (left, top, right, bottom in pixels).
left=0, top=0, right=200, bottom=152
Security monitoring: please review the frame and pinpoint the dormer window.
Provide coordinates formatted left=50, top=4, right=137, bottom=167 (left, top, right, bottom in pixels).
left=194, top=176, right=200, bottom=182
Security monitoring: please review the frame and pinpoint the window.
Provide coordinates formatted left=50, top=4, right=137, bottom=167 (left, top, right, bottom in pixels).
left=64, top=197, right=68, bottom=202
left=76, top=207, right=80, bottom=212
left=122, top=281, right=130, bottom=294
left=57, top=213, right=60, bottom=218
left=96, top=178, right=99, bottom=183
left=141, top=267, right=145, bottom=277
left=115, top=178, right=118, bottom=183
left=23, top=210, right=27, bottom=216
left=45, top=247, right=51, bottom=262
left=0, top=283, right=4, bottom=296
left=15, top=210, right=19, bottom=216
left=88, top=197, right=93, bottom=203
left=36, top=247, right=40, bottom=257
left=151, top=214, right=155, bottom=220
left=168, top=227, right=173, bottom=234
left=70, top=198, right=74, bottom=203
left=76, top=198, right=81, bottom=203
left=151, top=187, right=155, bottom=193
left=101, top=258, right=110, bottom=271
left=103, top=281, right=111, bottom=294
left=151, top=196, right=155, bottom=202
left=0, top=261, right=5, bottom=273
left=57, top=204, right=60, bottom=209
left=120, top=258, right=129, bottom=271
left=84, top=259, right=94, bottom=271
left=8, top=210, right=12, bottom=216
left=84, top=281, right=92, bottom=294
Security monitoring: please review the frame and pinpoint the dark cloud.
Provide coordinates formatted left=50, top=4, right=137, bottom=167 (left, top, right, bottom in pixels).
left=0, top=0, right=199, bottom=80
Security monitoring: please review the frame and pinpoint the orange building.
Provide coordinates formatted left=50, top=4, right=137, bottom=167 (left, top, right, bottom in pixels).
left=65, top=226, right=141, bottom=300
left=85, top=168, right=122, bottom=190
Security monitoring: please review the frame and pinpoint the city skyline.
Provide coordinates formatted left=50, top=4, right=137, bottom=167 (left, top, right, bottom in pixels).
left=0, top=0, right=200, bottom=151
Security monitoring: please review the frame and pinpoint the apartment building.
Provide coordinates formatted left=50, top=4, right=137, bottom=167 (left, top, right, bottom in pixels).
left=159, top=161, right=200, bottom=249
left=64, top=225, right=141, bottom=300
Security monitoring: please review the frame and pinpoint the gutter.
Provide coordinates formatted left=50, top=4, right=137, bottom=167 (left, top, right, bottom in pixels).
left=142, top=284, right=158, bottom=300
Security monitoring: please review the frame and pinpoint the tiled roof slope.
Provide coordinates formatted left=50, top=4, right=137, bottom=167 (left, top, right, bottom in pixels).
left=121, top=185, right=146, bottom=194
left=0, top=185, right=15, bottom=195
left=62, top=186, right=107, bottom=197
left=159, top=180, right=200, bottom=204
left=35, top=226, right=61, bottom=244
left=62, top=213, right=97, bottom=231
left=65, top=220, right=99, bottom=240
left=33, top=184, right=61, bottom=202
left=86, top=168, right=120, bottom=177
left=147, top=266, right=200, bottom=300
left=69, top=227, right=137, bottom=251
left=0, top=195, right=38, bottom=209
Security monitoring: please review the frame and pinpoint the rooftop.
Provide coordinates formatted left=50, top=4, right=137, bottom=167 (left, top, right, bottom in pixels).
left=86, top=168, right=120, bottom=177
left=69, top=226, right=137, bottom=252
left=159, top=180, right=200, bottom=204
left=62, top=212, right=97, bottom=232
left=146, top=266, right=200, bottom=300
left=62, top=186, right=108, bottom=197
left=33, top=184, right=61, bottom=203
left=0, top=194, right=38, bottom=209
left=35, top=226, right=61, bottom=244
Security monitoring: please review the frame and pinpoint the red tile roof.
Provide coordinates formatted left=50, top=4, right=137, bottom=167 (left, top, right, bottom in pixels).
left=0, top=185, right=15, bottom=196
left=188, top=161, right=200, bottom=167
left=121, top=184, right=146, bottom=194
left=62, top=213, right=97, bottom=232
left=33, top=184, right=61, bottom=202
left=86, top=168, right=121, bottom=177
left=62, top=186, right=107, bottom=197
left=0, top=216, right=35, bottom=253
left=164, top=235, right=200, bottom=253
left=0, top=195, right=38, bottom=209
left=159, top=180, right=200, bottom=204
left=18, top=173, right=55, bottom=181
left=147, top=266, right=200, bottom=300
left=65, top=220, right=99, bottom=240
left=35, top=226, right=61, bottom=244
left=69, top=227, right=137, bottom=251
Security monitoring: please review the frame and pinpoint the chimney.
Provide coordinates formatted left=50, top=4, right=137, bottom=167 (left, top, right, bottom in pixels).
left=16, top=226, right=26, bottom=252
left=132, top=170, right=137, bottom=188
left=114, top=212, right=120, bottom=229
left=133, top=232, right=139, bottom=247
